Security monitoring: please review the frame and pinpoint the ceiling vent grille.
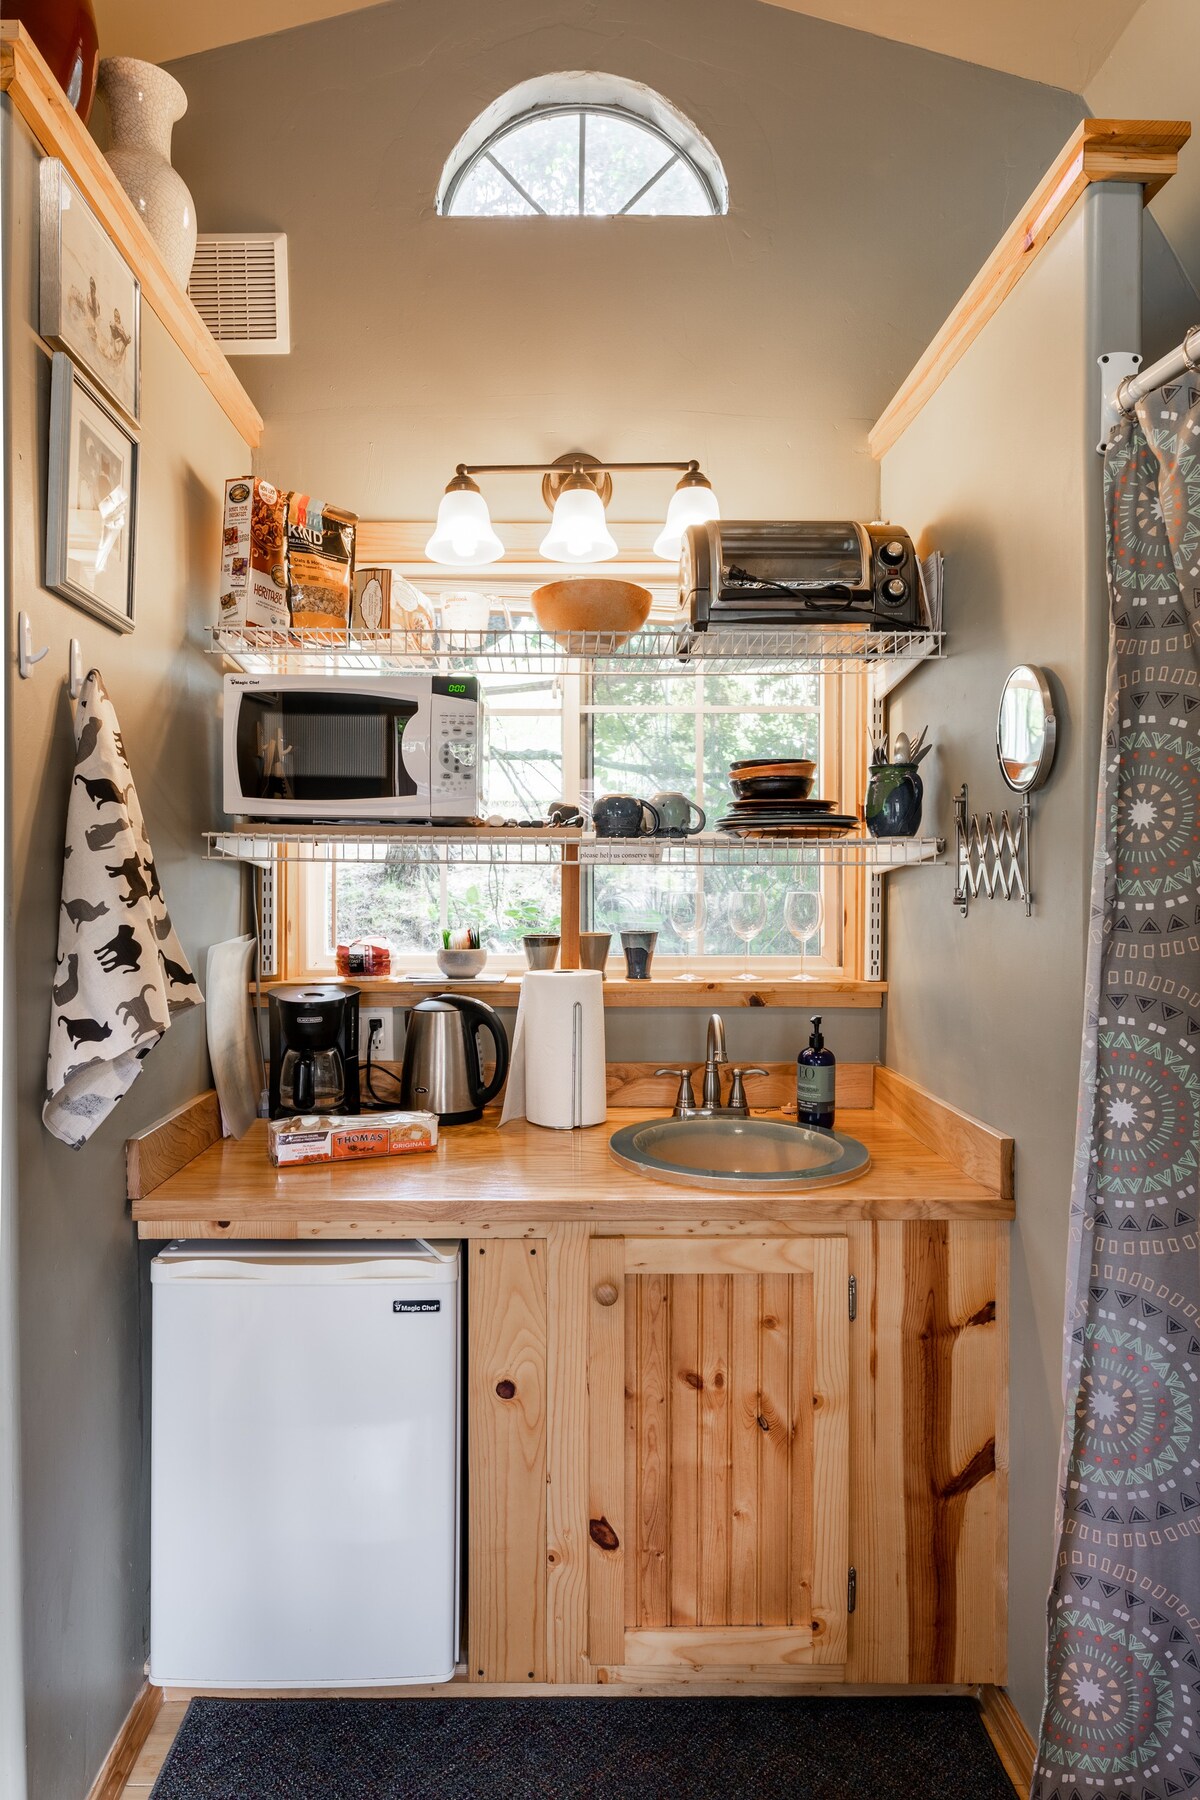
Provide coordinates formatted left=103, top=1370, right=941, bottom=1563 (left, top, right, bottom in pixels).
left=188, top=233, right=290, bottom=355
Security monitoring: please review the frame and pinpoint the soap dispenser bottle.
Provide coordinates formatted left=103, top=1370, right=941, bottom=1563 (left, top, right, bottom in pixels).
left=796, top=1015, right=836, bottom=1130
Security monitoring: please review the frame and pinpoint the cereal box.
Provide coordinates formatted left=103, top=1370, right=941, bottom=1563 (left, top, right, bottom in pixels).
left=219, top=477, right=290, bottom=634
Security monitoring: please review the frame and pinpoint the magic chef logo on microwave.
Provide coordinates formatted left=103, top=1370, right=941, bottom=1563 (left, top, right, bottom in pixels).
left=393, top=1299, right=442, bottom=1314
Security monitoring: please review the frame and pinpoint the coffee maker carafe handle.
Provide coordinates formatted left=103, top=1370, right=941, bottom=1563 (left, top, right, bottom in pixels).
left=294, top=1050, right=315, bottom=1113
left=434, top=993, right=510, bottom=1110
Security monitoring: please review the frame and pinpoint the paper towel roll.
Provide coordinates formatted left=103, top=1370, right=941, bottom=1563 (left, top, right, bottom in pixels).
left=522, top=970, right=607, bottom=1129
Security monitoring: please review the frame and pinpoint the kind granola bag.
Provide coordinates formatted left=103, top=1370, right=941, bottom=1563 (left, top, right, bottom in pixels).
left=286, top=494, right=357, bottom=634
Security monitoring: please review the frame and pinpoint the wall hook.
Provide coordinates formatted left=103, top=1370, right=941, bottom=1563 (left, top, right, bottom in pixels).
left=67, top=638, right=83, bottom=700
left=17, top=612, right=49, bottom=680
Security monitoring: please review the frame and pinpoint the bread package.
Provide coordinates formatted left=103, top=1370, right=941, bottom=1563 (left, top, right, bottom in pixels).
left=267, top=1111, right=438, bottom=1167
left=286, top=494, right=357, bottom=634
left=219, top=478, right=290, bottom=634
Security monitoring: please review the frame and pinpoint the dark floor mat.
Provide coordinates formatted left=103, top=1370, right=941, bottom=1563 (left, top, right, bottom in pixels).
left=149, top=1694, right=1017, bottom=1799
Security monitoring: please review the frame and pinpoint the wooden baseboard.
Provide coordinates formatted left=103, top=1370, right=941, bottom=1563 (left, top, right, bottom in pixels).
left=159, top=1672, right=979, bottom=1700
left=85, top=1680, right=163, bottom=1800
left=979, top=1684, right=1036, bottom=1796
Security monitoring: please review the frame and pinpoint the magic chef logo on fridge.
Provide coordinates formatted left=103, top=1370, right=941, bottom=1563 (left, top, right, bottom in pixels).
left=393, top=1300, right=442, bottom=1314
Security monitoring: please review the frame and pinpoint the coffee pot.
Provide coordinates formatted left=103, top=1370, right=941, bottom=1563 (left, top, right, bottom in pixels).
left=268, top=985, right=360, bottom=1119
left=399, top=993, right=510, bottom=1124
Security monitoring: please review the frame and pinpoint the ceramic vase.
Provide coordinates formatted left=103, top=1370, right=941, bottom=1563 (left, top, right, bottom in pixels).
left=15, top=1, right=98, bottom=120
left=865, top=763, right=924, bottom=838
left=98, top=57, right=196, bottom=289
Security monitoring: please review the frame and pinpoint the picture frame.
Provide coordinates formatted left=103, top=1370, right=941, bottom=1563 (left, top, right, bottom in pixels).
left=46, top=352, right=138, bottom=633
left=40, top=158, right=141, bottom=425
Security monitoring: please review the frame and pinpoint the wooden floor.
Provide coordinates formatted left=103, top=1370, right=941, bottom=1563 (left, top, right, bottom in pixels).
left=117, top=1688, right=1030, bottom=1796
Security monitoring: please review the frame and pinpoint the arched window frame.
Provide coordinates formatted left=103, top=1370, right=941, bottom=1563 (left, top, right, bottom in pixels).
left=437, top=72, right=729, bottom=219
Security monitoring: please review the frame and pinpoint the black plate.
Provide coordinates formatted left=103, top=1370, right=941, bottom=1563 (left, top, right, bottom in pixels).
left=730, top=774, right=815, bottom=801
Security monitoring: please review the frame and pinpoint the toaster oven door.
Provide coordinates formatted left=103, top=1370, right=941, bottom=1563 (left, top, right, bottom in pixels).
left=233, top=687, right=422, bottom=810
left=716, top=522, right=871, bottom=595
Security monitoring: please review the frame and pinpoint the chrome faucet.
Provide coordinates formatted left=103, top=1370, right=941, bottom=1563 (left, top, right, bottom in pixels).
left=702, top=1011, right=728, bottom=1111
left=656, top=1013, right=767, bottom=1120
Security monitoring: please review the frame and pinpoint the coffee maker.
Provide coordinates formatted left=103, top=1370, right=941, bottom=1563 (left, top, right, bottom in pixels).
left=268, top=985, right=361, bottom=1119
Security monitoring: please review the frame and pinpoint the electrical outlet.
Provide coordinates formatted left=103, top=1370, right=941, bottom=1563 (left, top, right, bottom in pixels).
left=367, top=1010, right=395, bottom=1062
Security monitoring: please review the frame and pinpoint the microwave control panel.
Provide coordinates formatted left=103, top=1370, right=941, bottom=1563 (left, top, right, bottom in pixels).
left=430, top=679, right=481, bottom=813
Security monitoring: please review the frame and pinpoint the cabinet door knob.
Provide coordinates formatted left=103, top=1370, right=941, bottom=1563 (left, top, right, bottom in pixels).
left=594, top=1281, right=620, bottom=1307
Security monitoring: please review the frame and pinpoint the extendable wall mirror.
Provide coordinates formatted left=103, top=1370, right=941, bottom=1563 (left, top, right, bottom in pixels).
left=996, top=664, right=1057, bottom=793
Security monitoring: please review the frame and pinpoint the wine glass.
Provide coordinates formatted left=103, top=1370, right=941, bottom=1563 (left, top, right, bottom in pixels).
left=667, top=885, right=707, bottom=980
left=784, top=887, right=824, bottom=979
left=728, top=890, right=767, bottom=979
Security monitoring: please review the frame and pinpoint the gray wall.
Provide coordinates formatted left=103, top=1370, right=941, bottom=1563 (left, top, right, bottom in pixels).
left=879, top=182, right=1140, bottom=1733
left=4, top=103, right=245, bottom=1800
left=167, top=0, right=1085, bottom=527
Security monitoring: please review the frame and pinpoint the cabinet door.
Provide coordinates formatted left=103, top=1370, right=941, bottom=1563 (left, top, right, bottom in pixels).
left=588, top=1236, right=850, bottom=1676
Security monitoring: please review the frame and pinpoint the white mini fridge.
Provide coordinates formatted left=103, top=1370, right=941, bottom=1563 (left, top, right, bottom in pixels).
left=150, top=1239, right=459, bottom=1689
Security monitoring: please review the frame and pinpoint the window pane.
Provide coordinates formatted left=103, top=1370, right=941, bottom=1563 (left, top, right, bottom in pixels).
left=583, top=113, right=674, bottom=215
left=593, top=708, right=695, bottom=797
left=491, top=113, right=581, bottom=215
left=485, top=712, right=562, bottom=818
left=624, top=156, right=711, bottom=216
left=444, top=865, right=559, bottom=952
left=335, top=860, right=442, bottom=953
left=703, top=672, right=820, bottom=709
left=450, top=159, right=537, bottom=217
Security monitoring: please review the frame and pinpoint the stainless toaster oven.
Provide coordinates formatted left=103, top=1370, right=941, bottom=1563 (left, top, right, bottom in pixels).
left=679, top=521, right=923, bottom=630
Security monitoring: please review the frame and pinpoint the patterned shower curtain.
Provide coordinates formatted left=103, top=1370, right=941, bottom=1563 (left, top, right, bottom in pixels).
left=1033, top=389, right=1200, bottom=1799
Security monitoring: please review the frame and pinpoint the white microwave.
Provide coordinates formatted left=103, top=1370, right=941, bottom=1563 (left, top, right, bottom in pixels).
left=222, top=673, right=484, bottom=821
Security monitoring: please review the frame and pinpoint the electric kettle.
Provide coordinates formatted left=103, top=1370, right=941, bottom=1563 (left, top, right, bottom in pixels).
left=398, top=993, right=510, bottom=1125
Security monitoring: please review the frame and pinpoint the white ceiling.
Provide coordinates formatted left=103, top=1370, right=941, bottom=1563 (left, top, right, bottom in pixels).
left=95, top=0, right=1146, bottom=85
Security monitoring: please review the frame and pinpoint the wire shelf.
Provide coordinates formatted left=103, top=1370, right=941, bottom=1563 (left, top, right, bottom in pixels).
left=205, top=825, right=945, bottom=869
left=208, top=622, right=943, bottom=679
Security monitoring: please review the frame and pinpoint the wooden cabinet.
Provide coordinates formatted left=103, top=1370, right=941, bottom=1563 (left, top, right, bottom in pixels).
left=467, top=1218, right=1006, bottom=1691
left=589, top=1237, right=849, bottom=1676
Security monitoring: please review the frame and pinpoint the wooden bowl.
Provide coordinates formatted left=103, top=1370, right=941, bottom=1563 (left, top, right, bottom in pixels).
left=532, top=579, right=653, bottom=647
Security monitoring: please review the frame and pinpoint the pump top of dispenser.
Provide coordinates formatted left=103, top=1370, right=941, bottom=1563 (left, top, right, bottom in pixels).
left=807, top=1016, right=825, bottom=1051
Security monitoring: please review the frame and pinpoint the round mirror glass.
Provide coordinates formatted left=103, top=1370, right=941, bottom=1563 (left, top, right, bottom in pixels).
left=996, top=665, right=1056, bottom=793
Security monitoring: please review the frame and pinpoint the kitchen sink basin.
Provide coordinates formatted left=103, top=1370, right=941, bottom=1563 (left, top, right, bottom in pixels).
left=608, top=1116, right=871, bottom=1192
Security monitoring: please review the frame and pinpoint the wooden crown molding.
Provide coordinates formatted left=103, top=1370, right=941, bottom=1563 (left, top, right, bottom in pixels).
left=0, top=21, right=263, bottom=447
left=869, top=117, right=1191, bottom=460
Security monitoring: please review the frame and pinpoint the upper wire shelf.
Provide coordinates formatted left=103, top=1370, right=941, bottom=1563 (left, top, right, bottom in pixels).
left=207, top=622, right=943, bottom=679
left=205, top=825, right=945, bottom=869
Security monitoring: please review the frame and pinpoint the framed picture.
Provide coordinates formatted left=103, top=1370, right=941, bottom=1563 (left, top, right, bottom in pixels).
left=46, top=352, right=138, bottom=632
left=40, top=159, right=140, bottom=424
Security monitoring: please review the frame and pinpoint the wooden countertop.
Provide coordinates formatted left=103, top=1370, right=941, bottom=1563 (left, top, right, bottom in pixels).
left=131, top=1085, right=1013, bottom=1237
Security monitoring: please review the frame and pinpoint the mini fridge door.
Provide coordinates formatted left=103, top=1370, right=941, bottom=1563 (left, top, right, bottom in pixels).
left=150, top=1241, right=459, bottom=1689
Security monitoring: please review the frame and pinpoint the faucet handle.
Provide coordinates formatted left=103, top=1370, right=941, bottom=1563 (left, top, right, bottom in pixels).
left=656, top=1068, right=698, bottom=1116
left=727, top=1066, right=769, bottom=1113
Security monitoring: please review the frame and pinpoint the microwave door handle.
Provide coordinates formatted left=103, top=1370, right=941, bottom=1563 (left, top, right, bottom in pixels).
left=851, top=522, right=872, bottom=589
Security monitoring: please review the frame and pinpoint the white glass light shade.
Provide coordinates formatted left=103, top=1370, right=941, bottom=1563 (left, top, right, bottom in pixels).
left=653, top=478, right=721, bottom=560
left=539, top=484, right=618, bottom=562
left=425, top=486, right=504, bottom=565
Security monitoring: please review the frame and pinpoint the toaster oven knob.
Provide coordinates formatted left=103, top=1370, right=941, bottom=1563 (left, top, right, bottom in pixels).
left=882, top=578, right=908, bottom=603
left=880, top=539, right=906, bottom=565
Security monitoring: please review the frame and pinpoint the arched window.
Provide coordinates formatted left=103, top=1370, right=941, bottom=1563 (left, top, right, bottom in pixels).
left=439, top=72, right=727, bottom=218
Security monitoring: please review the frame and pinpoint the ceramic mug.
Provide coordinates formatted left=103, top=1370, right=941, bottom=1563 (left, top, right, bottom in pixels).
left=592, top=794, right=661, bottom=838
left=651, top=791, right=706, bottom=836
left=620, top=929, right=658, bottom=980
left=523, top=933, right=560, bottom=970
left=578, top=931, right=611, bottom=975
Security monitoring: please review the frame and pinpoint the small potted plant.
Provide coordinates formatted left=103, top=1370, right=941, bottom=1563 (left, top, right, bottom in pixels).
left=437, top=926, right=487, bottom=980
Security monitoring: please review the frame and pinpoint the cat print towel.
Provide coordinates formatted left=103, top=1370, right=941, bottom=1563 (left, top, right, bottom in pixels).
left=43, top=671, right=202, bottom=1148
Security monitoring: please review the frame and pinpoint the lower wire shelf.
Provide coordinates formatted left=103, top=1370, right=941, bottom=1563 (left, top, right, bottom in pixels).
left=205, top=826, right=945, bottom=869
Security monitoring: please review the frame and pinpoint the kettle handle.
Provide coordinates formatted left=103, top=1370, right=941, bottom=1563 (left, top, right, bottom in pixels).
left=433, top=993, right=510, bottom=1110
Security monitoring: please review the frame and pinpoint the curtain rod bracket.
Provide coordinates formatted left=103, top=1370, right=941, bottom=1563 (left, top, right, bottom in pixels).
left=1097, top=351, right=1143, bottom=453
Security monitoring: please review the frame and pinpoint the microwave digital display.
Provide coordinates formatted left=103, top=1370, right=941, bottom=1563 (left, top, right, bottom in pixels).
left=235, top=689, right=420, bottom=802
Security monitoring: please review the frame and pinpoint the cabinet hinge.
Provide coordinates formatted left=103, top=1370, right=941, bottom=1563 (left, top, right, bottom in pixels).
left=847, top=1566, right=857, bottom=1614
left=848, top=1274, right=857, bottom=1321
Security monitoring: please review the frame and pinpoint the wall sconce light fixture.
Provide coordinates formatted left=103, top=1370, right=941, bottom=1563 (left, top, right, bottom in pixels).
left=424, top=450, right=720, bottom=567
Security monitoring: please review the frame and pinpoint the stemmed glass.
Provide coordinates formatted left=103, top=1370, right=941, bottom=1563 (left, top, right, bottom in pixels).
left=784, top=887, right=824, bottom=979
left=667, top=885, right=707, bottom=980
left=728, top=890, right=767, bottom=980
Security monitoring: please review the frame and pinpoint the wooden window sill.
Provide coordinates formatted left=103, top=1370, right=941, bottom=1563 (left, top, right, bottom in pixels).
left=255, top=975, right=885, bottom=1009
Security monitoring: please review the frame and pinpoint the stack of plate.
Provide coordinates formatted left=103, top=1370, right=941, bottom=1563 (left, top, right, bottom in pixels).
left=717, top=757, right=858, bottom=839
